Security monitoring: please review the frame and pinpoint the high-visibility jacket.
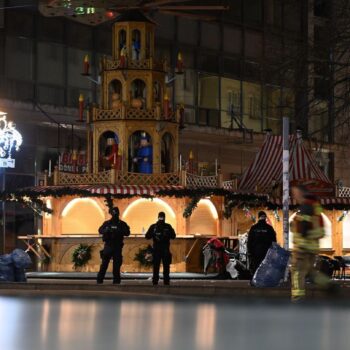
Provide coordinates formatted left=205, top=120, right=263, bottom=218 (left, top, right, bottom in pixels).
left=291, top=199, right=325, bottom=253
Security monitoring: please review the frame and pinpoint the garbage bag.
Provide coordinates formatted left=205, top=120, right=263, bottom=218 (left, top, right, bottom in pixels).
left=11, top=249, right=32, bottom=269
left=251, top=242, right=290, bottom=287
left=226, top=259, right=239, bottom=279
left=0, top=255, right=15, bottom=282
left=14, top=267, right=27, bottom=282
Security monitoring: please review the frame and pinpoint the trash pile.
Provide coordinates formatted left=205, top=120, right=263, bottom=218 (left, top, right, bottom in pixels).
left=251, top=242, right=290, bottom=287
left=0, top=249, right=32, bottom=282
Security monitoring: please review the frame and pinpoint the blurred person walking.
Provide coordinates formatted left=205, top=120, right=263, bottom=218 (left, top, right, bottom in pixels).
left=290, top=185, right=330, bottom=302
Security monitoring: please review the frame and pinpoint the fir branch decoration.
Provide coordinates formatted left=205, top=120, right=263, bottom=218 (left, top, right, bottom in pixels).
left=104, top=194, right=114, bottom=213
left=134, top=245, right=153, bottom=267
left=72, top=244, right=92, bottom=269
left=183, top=196, right=201, bottom=218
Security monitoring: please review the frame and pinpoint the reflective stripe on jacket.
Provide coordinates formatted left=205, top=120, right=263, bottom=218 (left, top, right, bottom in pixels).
left=291, top=201, right=325, bottom=253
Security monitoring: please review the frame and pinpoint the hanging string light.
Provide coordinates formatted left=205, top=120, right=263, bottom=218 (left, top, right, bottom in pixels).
left=273, top=209, right=280, bottom=222
left=243, top=205, right=256, bottom=223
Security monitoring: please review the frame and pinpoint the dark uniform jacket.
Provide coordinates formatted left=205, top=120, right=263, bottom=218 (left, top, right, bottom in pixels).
left=99, top=218, right=130, bottom=249
left=145, top=221, right=176, bottom=251
left=247, top=220, right=277, bottom=258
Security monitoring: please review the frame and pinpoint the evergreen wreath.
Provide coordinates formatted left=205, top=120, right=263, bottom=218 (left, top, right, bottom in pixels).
left=134, top=245, right=153, bottom=267
left=72, top=244, right=93, bottom=269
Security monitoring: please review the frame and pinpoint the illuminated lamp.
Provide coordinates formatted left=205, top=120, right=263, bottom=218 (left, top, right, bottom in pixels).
left=77, top=94, right=85, bottom=122
left=175, top=51, right=184, bottom=75
left=82, top=54, right=90, bottom=76
left=105, top=11, right=115, bottom=19
left=163, top=92, right=170, bottom=119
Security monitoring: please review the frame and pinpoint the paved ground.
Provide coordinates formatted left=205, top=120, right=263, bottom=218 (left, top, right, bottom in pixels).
left=1, top=274, right=350, bottom=350
left=0, top=276, right=349, bottom=301
left=1, top=293, right=350, bottom=350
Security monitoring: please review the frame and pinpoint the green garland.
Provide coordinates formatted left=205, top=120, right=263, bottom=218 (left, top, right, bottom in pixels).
left=134, top=245, right=153, bottom=267
left=0, top=186, right=269, bottom=218
left=183, top=196, right=201, bottom=218
left=72, top=244, right=92, bottom=269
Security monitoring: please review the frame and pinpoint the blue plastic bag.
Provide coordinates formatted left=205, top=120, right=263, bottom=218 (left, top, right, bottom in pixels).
left=251, top=242, right=290, bottom=287
left=0, top=255, right=15, bottom=282
left=14, top=267, right=27, bottom=282
left=11, top=249, right=32, bottom=269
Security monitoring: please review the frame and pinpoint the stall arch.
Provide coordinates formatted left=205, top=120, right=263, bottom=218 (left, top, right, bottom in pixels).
left=188, top=199, right=218, bottom=236
left=61, top=198, right=105, bottom=235
left=122, top=198, right=176, bottom=234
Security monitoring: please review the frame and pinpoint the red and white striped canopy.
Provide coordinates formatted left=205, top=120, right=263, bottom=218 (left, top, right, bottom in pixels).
left=238, top=135, right=332, bottom=192
left=30, top=184, right=184, bottom=196
left=270, top=197, right=350, bottom=207
left=85, top=185, right=183, bottom=195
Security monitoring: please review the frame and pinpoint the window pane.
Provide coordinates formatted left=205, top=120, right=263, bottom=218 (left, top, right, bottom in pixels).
left=154, top=13, right=175, bottom=40
left=208, top=109, right=220, bottom=127
left=37, top=42, right=64, bottom=85
left=37, top=85, right=65, bottom=106
left=223, top=57, right=241, bottom=77
left=175, top=69, right=195, bottom=106
left=223, top=0, right=242, bottom=22
left=242, top=81, right=262, bottom=132
left=178, top=18, right=198, bottom=45
left=198, top=108, right=207, bottom=125
left=198, top=74, right=219, bottom=110
left=0, top=79, right=34, bottom=101
left=5, top=37, right=33, bottom=80
left=184, top=108, right=196, bottom=124
left=37, top=16, right=64, bottom=43
left=243, top=61, right=261, bottom=80
left=221, top=77, right=241, bottom=129
left=198, top=54, right=219, bottom=73
left=244, top=31, right=263, bottom=58
left=201, top=23, right=220, bottom=50
left=223, top=26, right=241, bottom=54
left=244, top=0, right=263, bottom=25
left=5, top=10, right=33, bottom=37
left=66, top=21, right=93, bottom=50
left=263, top=85, right=281, bottom=133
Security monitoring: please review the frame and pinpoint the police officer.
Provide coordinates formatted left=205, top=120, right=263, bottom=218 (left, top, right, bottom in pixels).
left=146, top=212, right=176, bottom=285
left=97, top=207, right=130, bottom=284
left=290, top=185, right=330, bottom=302
left=247, top=211, right=277, bottom=275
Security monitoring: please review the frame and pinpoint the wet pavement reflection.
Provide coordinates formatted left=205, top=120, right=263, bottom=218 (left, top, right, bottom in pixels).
left=0, top=296, right=349, bottom=350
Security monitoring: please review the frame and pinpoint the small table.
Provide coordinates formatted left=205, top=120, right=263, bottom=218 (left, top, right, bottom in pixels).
left=18, top=235, right=51, bottom=260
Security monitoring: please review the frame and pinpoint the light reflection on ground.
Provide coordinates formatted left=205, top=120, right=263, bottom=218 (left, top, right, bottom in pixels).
left=0, top=296, right=349, bottom=350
